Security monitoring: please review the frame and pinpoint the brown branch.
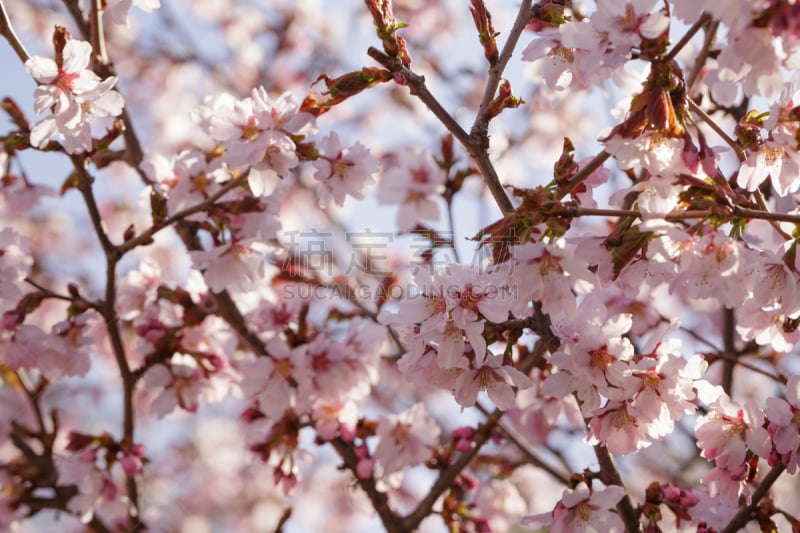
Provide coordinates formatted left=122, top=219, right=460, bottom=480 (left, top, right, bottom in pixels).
left=663, top=13, right=711, bottom=63
left=117, top=171, right=250, bottom=255
left=711, top=350, right=784, bottom=384
left=565, top=205, right=800, bottom=225
left=69, top=155, right=141, bottom=527
left=403, top=408, right=504, bottom=530
left=753, top=189, right=792, bottom=240
left=721, top=464, right=786, bottom=533
left=22, top=277, right=75, bottom=304
left=687, top=98, right=745, bottom=161
left=330, top=438, right=406, bottom=533
left=388, top=64, right=512, bottom=213
left=475, top=402, right=570, bottom=485
left=89, top=0, right=108, bottom=65
left=593, top=445, right=641, bottom=533
left=402, top=340, right=550, bottom=529
left=686, top=20, right=719, bottom=91
left=557, top=150, right=612, bottom=199
left=0, top=0, right=30, bottom=62
left=62, top=0, right=91, bottom=38
left=473, top=0, right=532, bottom=133
left=70, top=155, right=118, bottom=257
left=466, top=0, right=533, bottom=215
left=720, top=308, right=735, bottom=396
left=368, top=40, right=516, bottom=215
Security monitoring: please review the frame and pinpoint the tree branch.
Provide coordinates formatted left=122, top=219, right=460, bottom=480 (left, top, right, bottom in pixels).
left=663, top=13, right=711, bottom=63
left=475, top=402, right=570, bottom=485
left=557, top=150, right=612, bottom=199
left=721, top=464, right=786, bottom=533
left=402, top=339, right=549, bottom=529
left=688, top=98, right=745, bottom=161
left=593, top=445, right=641, bottom=533
left=69, top=155, right=141, bottom=528
left=720, top=307, right=735, bottom=396
left=472, top=0, right=532, bottom=133
left=0, top=0, right=30, bottom=62
left=330, top=438, right=406, bottom=533
left=117, top=171, right=250, bottom=255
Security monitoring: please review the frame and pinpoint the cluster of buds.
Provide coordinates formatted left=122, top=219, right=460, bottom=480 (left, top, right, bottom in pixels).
left=364, top=0, right=411, bottom=67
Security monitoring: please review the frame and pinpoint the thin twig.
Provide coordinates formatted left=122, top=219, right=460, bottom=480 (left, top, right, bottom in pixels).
left=69, top=154, right=141, bottom=528
left=0, top=0, right=31, bottom=62
left=89, top=0, right=108, bottom=64
left=753, top=189, right=792, bottom=240
left=61, top=0, right=91, bottom=38
left=473, top=0, right=533, bottom=133
left=403, top=408, right=505, bottom=530
left=402, top=340, right=549, bottom=529
left=117, top=171, right=250, bottom=255
left=688, top=98, right=745, bottom=161
left=720, top=308, right=735, bottom=396
left=567, top=205, right=800, bottom=226
left=686, top=20, right=719, bottom=91
left=375, top=57, right=514, bottom=214
left=557, top=150, right=612, bottom=199
left=711, top=350, right=784, bottom=384
left=663, top=13, right=711, bottom=63
left=70, top=155, right=117, bottom=256
left=475, top=402, right=570, bottom=485
left=23, top=277, right=74, bottom=303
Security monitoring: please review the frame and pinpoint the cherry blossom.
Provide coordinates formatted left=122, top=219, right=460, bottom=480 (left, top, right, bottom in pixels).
left=239, top=337, right=306, bottom=419
left=373, top=402, right=440, bottom=480
left=3, top=2, right=800, bottom=532
left=521, top=484, right=627, bottom=533
left=376, top=147, right=445, bottom=232
left=312, top=132, right=378, bottom=207
left=0, top=227, right=32, bottom=311
left=25, top=39, right=124, bottom=153
left=766, top=376, right=800, bottom=473
left=453, top=352, right=532, bottom=410
left=201, top=88, right=314, bottom=197
left=104, top=0, right=160, bottom=26
left=590, top=0, right=669, bottom=53
left=695, top=394, right=771, bottom=471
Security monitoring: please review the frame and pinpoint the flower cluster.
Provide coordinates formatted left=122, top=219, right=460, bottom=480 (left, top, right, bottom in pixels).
left=25, top=35, right=124, bottom=153
left=3, top=1, right=800, bottom=532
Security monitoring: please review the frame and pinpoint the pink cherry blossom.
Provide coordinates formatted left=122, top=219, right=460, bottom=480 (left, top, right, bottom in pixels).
left=374, top=402, right=440, bottom=479
left=695, top=394, right=771, bottom=470
left=509, top=241, right=594, bottom=317
left=104, top=0, right=160, bottom=26
left=376, top=147, right=445, bottom=232
left=670, top=231, right=748, bottom=308
left=25, top=39, right=124, bottom=153
left=5, top=3, right=800, bottom=531
left=312, top=132, right=378, bottom=206
left=239, top=337, right=306, bottom=419
left=522, top=29, right=585, bottom=90
left=453, top=353, right=532, bottom=410
left=736, top=299, right=800, bottom=353
left=190, top=237, right=271, bottom=293
left=521, top=484, right=627, bottom=533
left=737, top=129, right=800, bottom=196
left=766, top=376, right=800, bottom=473
left=591, top=0, right=669, bottom=52
left=202, top=89, right=313, bottom=197
left=0, top=227, right=32, bottom=311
